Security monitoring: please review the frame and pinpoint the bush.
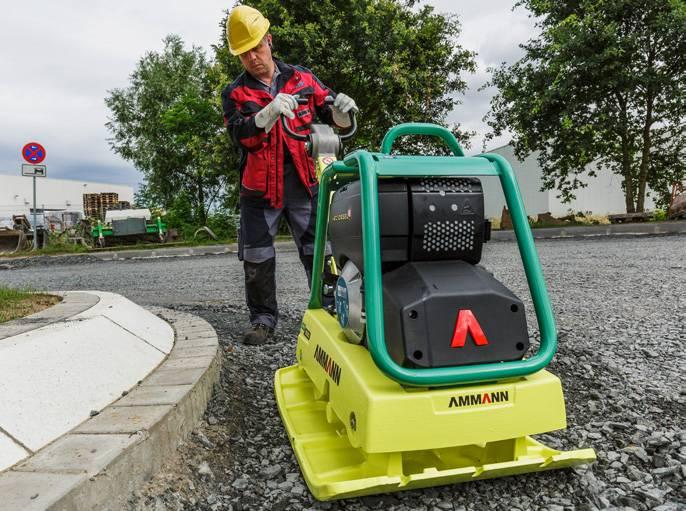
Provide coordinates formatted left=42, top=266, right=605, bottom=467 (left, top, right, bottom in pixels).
left=652, top=209, right=668, bottom=221
left=206, top=210, right=239, bottom=240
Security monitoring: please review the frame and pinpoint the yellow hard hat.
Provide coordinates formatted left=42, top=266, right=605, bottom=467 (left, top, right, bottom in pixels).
left=227, top=5, right=270, bottom=56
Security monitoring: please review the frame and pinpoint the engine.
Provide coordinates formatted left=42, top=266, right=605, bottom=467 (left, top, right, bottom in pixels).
left=328, top=177, right=530, bottom=369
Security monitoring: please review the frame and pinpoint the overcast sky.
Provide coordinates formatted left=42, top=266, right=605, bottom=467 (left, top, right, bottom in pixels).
left=0, top=1, right=537, bottom=190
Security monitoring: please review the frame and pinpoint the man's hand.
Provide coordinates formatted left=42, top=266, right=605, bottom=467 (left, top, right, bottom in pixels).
left=255, top=93, right=298, bottom=133
left=332, top=93, right=358, bottom=128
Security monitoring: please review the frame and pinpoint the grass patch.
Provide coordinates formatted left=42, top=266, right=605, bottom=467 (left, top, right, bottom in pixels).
left=0, top=286, right=61, bottom=323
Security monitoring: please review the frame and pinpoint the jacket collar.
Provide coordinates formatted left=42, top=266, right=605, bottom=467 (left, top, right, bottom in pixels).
left=274, top=59, right=295, bottom=81
left=242, top=59, right=296, bottom=91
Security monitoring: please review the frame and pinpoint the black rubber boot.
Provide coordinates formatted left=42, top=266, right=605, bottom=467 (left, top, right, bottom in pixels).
left=242, top=323, right=274, bottom=346
left=244, top=258, right=278, bottom=328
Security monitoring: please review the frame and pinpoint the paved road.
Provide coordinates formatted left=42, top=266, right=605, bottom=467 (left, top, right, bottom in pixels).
left=2, top=235, right=685, bottom=510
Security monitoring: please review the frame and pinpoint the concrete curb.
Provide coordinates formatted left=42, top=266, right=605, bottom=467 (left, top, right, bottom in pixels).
left=0, top=306, right=221, bottom=511
left=2, top=220, right=685, bottom=268
left=76, top=221, right=686, bottom=260
left=492, top=220, right=686, bottom=241
left=91, top=244, right=235, bottom=261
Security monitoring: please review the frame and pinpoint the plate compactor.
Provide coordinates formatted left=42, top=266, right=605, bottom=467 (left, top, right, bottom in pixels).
left=274, top=106, right=595, bottom=501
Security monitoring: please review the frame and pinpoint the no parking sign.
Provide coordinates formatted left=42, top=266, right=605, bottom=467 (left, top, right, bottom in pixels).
left=22, top=142, right=47, bottom=164
left=21, top=141, right=47, bottom=249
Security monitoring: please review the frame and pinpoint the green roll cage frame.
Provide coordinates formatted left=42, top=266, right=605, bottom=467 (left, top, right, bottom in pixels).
left=307, top=123, right=558, bottom=387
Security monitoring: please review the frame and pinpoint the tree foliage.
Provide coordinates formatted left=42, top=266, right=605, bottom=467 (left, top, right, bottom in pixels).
left=106, top=2, right=476, bottom=235
left=106, top=35, right=237, bottom=225
left=487, top=0, right=686, bottom=212
left=216, top=0, right=476, bottom=153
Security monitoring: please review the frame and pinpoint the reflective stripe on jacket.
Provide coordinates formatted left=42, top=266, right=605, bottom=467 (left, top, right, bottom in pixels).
left=221, top=59, right=336, bottom=208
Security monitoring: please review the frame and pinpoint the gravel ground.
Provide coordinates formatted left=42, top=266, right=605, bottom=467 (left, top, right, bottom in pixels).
left=1, top=235, right=685, bottom=511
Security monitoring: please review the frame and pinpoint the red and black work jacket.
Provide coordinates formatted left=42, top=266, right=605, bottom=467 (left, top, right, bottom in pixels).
left=221, top=60, right=336, bottom=208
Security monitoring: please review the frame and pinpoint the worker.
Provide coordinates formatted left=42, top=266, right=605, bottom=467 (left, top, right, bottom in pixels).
left=222, top=6, right=357, bottom=346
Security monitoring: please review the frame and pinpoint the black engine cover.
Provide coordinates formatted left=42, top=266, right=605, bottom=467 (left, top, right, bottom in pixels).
left=382, top=261, right=529, bottom=368
left=329, top=178, right=488, bottom=271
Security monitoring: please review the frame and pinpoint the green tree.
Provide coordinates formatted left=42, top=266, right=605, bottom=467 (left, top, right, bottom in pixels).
left=216, top=0, right=477, bottom=153
left=486, top=0, right=686, bottom=212
left=106, top=35, right=237, bottom=225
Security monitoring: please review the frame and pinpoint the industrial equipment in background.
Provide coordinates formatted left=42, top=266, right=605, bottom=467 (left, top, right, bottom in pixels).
left=0, top=215, right=47, bottom=254
left=80, top=192, right=167, bottom=248
left=91, top=208, right=167, bottom=248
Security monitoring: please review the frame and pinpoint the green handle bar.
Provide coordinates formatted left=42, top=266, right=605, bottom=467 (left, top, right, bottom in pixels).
left=308, top=123, right=557, bottom=387
left=380, top=123, right=465, bottom=156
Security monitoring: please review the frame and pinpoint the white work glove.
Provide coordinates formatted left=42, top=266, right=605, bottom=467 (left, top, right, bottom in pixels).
left=254, top=93, right=298, bottom=133
left=332, top=93, right=358, bottom=128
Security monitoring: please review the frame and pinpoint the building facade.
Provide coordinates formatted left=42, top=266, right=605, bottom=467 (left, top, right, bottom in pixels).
left=481, top=144, right=655, bottom=219
left=0, top=174, right=134, bottom=226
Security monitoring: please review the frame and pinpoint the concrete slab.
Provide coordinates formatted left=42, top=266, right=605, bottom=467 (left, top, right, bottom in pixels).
left=0, top=316, right=165, bottom=453
left=0, top=432, right=29, bottom=470
left=158, top=356, right=216, bottom=370
left=0, top=471, right=85, bottom=511
left=167, top=317, right=210, bottom=327
left=0, top=304, right=220, bottom=510
left=75, top=291, right=173, bottom=354
left=13, top=433, right=142, bottom=476
left=177, top=328, right=217, bottom=337
left=168, top=345, right=219, bottom=359
left=74, top=405, right=172, bottom=435
left=142, top=367, right=207, bottom=386
left=113, top=385, right=192, bottom=407
left=174, top=335, right=218, bottom=348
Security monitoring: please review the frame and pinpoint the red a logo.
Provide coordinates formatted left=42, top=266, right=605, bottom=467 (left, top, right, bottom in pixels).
left=450, top=310, right=489, bottom=348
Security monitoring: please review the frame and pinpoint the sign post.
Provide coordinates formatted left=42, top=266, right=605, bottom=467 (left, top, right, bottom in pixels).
left=21, top=142, right=47, bottom=249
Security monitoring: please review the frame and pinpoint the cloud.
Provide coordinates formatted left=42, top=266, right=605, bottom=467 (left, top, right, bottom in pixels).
left=0, top=1, right=229, bottom=189
left=0, top=0, right=538, bottom=184
left=0, top=143, right=141, bottom=190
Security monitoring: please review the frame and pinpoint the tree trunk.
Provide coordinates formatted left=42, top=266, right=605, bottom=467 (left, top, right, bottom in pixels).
left=636, top=102, right=653, bottom=213
left=622, top=140, right=636, bottom=214
left=618, top=100, right=635, bottom=213
left=196, top=178, right=207, bottom=225
left=636, top=42, right=656, bottom=213
left=636, top=97, right=655, bottom=213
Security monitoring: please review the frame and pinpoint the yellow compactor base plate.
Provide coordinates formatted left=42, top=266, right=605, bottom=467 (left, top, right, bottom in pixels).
left=275, top=310, right=595, bottom=500
left=276, top=365, right=595, bottom=501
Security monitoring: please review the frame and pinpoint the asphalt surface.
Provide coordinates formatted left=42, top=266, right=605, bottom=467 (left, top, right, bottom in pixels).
left=1, top=235, right=685, bottom=511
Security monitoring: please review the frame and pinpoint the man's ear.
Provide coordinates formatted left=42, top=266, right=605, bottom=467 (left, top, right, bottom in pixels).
left=267, top=34, right=273, bottom=49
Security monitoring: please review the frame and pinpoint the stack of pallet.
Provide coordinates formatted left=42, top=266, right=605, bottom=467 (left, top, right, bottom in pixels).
left=101, top=193, right=119, bottom=213
left=82, top=192, right=119, bottom=220
left=82, top=194, right=101, bottom=219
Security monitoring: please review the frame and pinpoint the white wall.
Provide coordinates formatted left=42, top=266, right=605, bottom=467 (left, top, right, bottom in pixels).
left=0, top=175, right=134, bottom=221
left=482, top=144, right=655, bottom=219
left=546, top=166, right=656, bottom=216
left=481, top=144, right=548, bottom=219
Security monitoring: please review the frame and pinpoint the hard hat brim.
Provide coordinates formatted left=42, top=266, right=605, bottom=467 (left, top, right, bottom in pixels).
left=229, top=18, right=270, bottom=56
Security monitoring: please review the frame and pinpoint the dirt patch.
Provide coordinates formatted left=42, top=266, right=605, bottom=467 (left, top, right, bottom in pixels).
left=0, top=293, right=61, bottom=323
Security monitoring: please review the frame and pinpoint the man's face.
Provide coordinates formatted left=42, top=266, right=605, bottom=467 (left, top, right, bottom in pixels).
left=238, top=34, right=273, bottom=76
